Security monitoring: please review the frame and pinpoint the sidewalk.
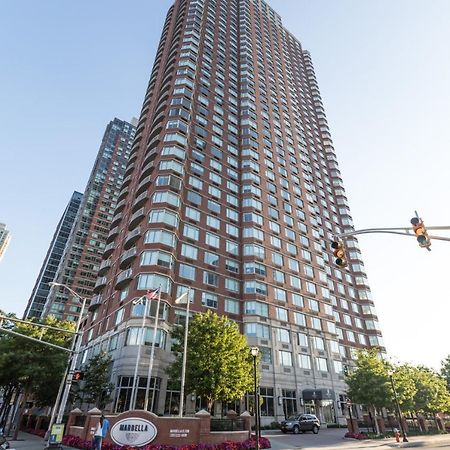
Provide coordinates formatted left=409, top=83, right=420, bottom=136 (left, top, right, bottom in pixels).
left=6, top=432, right=72, bottom=450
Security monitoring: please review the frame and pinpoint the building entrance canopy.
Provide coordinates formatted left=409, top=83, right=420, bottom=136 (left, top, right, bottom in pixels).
left=302, top=388, right=335, bottom=401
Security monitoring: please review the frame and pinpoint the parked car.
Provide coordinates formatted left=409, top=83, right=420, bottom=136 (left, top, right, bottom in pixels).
left=280, top=414, right=321, bottom=434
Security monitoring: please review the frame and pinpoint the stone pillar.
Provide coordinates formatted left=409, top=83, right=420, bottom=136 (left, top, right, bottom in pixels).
left=86, top=408, right=102, bottom=442
left=66, top=408, right=83, bottom=436
left=195, top=409, right=211, bottom=442
left=347, top=418, right=359, bottom=433
left=240, top=411, right=252, bottom=438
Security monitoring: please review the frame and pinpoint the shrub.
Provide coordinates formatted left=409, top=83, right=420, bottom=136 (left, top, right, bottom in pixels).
left=61, top=435, right=271, bottom=450
left=344, top=431, right=368, bottom=440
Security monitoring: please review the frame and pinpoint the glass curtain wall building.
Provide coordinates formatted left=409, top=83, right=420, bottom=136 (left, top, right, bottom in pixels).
left=83, top=0, right=384, bottom=424
left=23, top=191, right=83, bottom=319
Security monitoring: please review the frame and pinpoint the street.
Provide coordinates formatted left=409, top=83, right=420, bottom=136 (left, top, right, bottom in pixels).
left=5, top=431, right=450, bottom=450
left=263, top=428, right=450, bottom=450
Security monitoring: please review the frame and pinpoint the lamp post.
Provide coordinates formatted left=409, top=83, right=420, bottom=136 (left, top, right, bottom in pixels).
left=388, top=370, right=408, bottom=442
left=250, top=347, right=260, bottom=450
left=46, top=282, right=87, bottom=443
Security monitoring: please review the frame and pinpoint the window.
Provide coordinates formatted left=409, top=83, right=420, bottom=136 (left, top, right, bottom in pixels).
left=225, top=278, right=239, bottom=292
left=179, top=263, right=196, bottom=280
left=298, top=333, right=308, bottom=347
left=181, top=243, right=198, bottom=260
left=149, top=209, right=178, bottom=227
left=183, top=224, right=199, bottom=241
left=299, top=354, right=311, bottom=370
left=274, top=288, right=286, bottom=302
left=225, top=298, right=239, bottom=314
left=311, top=317, right=322, bottom=331
left=137, top=273, right=172, bottom=293
left=202, top=292, right=218, bottom=308
left=245, top=301, right=268, bottom=317
left=206, top=232, right=220, bottom=248
left=294, top=312, right=306, bottom=326
left=276, top=328, right=290, bottom=343
left=141, top=250, right=174, bottom=268
left=244, top=323, right=270, bottom=339
left=203, top=271, right=219, bottom=286
left=145, top=229, right=176, bottom=247
left=115, top=307, right=124, bottom=325
left=279, top=351, right=292, bottom=366
left=315, top=357, right=328, bottom=372
left=276, top=307, right=288, bottom=321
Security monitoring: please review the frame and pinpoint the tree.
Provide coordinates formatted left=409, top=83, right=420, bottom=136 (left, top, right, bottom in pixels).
left=441, top=355, right=450, bottom=391
left=412, top=366, right=450, bottom=415
left=0, top=314, right=74, bottom=436
left=80, top=352, right=114, bottom=410
left=345, top=349, right=391, bottom=434
left=166, top=310, right=255, bottom=413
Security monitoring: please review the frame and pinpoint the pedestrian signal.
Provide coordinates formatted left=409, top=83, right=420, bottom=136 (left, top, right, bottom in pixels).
left=72, top=371, right=84, bottom=381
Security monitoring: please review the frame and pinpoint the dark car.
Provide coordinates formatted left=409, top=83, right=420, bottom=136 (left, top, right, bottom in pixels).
left=280, top=414, right=321, bottom=434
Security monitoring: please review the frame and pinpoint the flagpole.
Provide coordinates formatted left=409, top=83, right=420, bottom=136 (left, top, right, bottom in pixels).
left=144, top=286, right=161, bottom=411
left=130, top=296, right=147, bottom=410
left=179, top=287, right=190, bottom=417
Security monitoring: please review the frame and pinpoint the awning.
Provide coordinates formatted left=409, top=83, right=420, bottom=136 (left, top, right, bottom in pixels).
left=302, top=388, right=335, bottom=401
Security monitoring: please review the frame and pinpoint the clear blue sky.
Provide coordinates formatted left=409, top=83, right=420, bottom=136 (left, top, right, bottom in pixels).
left=1, top=1, right=450, bottom=370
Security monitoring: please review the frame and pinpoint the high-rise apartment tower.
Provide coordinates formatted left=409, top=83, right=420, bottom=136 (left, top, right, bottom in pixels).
left=24, top=191, right=83, bottom=319
left=84, top=0, right=384, bottom=423
left=43, top=118, right=136, bottom=321
left=0, top=223, right=11, bottom=262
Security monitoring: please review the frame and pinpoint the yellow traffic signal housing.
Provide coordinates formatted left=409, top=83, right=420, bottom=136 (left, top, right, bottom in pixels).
left=331, top=240, right=348, bottom=267
left=410, top=217, right=431, bottom=248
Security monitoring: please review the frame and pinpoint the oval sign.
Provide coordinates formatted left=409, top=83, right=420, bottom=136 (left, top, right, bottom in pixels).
left=110, top=418, right=157, bottom=447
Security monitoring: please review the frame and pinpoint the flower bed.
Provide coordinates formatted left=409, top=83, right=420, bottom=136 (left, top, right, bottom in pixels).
left=62, top=435, right=271, bottom=450
left=344, top=431, right=368, bottom=440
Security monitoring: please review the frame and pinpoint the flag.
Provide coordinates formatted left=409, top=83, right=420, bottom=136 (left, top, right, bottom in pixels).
left=132, top=296, right=146, bottom=306
left=144, top=287, right=160, bottom=301
left=175, top=292, right=189, bottom=304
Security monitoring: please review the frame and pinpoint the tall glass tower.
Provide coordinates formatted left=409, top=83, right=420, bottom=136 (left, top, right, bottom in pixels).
left=24, top=191, right=83, bottom=319
left=43, top=118, right=136, bottom=321
left=85, top=0, right=384, bottom=423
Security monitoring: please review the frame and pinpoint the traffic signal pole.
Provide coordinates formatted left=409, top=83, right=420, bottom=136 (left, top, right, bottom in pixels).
left=335, top=226, right=450, bottom=242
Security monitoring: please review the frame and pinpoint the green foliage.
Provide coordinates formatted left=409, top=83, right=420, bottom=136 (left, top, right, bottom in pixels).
left=80, top=352, right=114, bottom=409
left=412, top=366, right=450, bottom=413
left=166, top=310, right=255, bottom=411
left=346, top=348, right=391, bottom=409
left=441, top=355, right=450, bottom=391
left=0, top=314, right=74, bottom=405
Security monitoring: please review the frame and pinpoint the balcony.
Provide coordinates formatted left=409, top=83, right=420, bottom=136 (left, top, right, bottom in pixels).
left=115, top=198, right=127, bottom=214
left=111, top=212, right=123, bottom=228
left=136, top=175, right=152, bottom=196
left=120, top=247, right=138, bottom=269
left=115, top=268, right=133, bottom=289
left=93, top=276, right=108, bottom=293
left=124, top=227, right=141, bottom=250
left=88, top=294, right=102, bottom=312
left=124, top=162, right=135, bottom=179
left=103, top=242, right=115, bottom=258
left=140, top=160, right=155, bottom=179
left=117, top=187, right=129, bottom=203
left=128, top=207, right=145, bottom=230
left=132, top=192, right=148, bottom=213
left=98, top=258, right=112, bottom=276
left=106, top=226, right=119, bottom=244
left=121, top=174, right=133, bottom=189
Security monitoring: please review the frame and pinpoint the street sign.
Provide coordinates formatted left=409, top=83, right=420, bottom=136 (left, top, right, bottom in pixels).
left=49, top=423, right=65, bottom=444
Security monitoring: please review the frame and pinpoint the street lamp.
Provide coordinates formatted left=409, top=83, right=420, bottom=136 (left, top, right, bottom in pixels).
left=250, top=347, right=260, bottom=450
left=387, top=369, right=408, bottom=442
left=46, top=282, right=87, bottom=443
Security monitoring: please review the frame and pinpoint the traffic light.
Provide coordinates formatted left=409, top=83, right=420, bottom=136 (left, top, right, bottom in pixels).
left=410, top=217, right=431, bottom=249
left=331, top=240, right=347, bottom=267
left=72, top=371, right=84, bottom=382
